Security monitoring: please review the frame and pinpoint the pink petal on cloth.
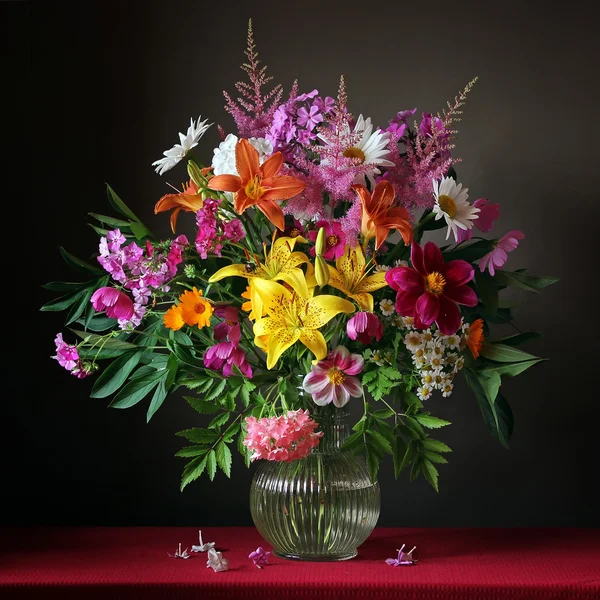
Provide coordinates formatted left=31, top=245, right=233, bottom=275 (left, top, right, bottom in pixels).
left=436, top=295, right=462, bottom=335
left=444, top=260, right=474, bottom=286
left=423, top=241, right=444, bottom=274
left=416, top=292, right=439, bottom=326
left=443, top=284, right=478, bottom=307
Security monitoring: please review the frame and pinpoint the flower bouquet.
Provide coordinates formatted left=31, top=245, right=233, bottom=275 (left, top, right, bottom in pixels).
left=43, top=21, right=557, bottom=559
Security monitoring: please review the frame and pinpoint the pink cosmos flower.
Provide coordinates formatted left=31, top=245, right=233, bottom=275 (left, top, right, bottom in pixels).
left=204, top=342, right=252, bottom=378
left=243, top=409, right=323, bottom=462
left=90, top=287, right=135, bottom=321
left=479, top=230, right=525, bottom=276
left=347, top=312, right=383, bottom=344
left=302, top=346, right=364, bottom=408
left=456, top=199, right=500, bottom=243
left=385, top=241, right=478, bottom=335
left=307, top=220, right=346, bottom=260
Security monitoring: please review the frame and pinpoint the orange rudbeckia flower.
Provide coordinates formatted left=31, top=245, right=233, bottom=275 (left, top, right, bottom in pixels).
left=208, top=138, right=305, bottom=231
left=353, top=180, right=413, bottom=250
left=155, top=175, right=209, bottom=233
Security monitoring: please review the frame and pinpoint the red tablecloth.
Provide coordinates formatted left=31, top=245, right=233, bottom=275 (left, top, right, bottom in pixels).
left=1, top=526, right=599, bottom=599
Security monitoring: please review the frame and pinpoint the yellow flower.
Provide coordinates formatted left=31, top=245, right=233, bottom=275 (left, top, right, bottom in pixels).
left=327, top=245, right=388, bottom=312
left=252, top=276, right=355, bottom=369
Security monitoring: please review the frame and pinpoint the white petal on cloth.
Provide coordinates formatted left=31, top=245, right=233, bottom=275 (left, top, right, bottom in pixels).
left=206, top=548, right=229, bottom=572
left=191, top=530, right=215, bottom=553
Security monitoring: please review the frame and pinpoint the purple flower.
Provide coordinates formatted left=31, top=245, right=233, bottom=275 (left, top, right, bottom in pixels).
left=479, top=230, right=525, bottom=276
left=297, top=105, right=323, bottom=131
left=391, top=108, right=417, bottom=125
left=123, top=242, right=144, bottom=263
left=213, top=305, right=241, bottom=347
left=346, top=312, right=383, bottom=345
left=313, top=96, right=335, bottom=114
left=385, top=122, right=407, bottom=137
left=106, top=229, right=126, bottom=252
left=302, top=346, right=364, bottom=408
left=248, top=546, right=271, bottom=568
left=52, top=333, right=79, bottom=371
left=385, top=544, right=418, bottom=566
left=90, top=287, right=135, bottom=321
left=223, top=218, right=245, bottom=242
left=204, top=342, right=252, bottom=378
left=296, top=89, right=319, bottom=102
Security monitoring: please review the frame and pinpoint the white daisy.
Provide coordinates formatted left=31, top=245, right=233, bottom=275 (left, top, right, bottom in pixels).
left=443, top=334, right=461, bottom=350
left=394, top=259, right=408, bottom=268
left=432, top=176, right=480, bottom=241
left=152, top=116, right=212, bottom=175
left=429, top=356, right=445, bottom=372
left=401, top=315, right=415, bottom=329
left=441, top=382, right=454, bottom=398
left=420, top=370, right=435, bottom=388
left=211, top=133, right=273, bottom=176
left=431, top=371, right=445, bottom=389
left=379, top=298, right=395, bottom=316
left=455, top=356, right=465, bottom=372
left=412, top=348, right=426, bottom=365
left=320, top=114, right=395, bottom=186
left=422, top=329, right=435, bottom=345
left=391, top=315, right=404, bottom=328
left=405, top=331, right=425, bottom=353
left=375, top=264, right=391, bottom=273
left=417, top=386, right=433, bottom=401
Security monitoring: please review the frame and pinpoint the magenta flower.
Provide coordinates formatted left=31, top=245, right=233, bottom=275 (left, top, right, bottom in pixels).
left=243, top=409, right=323, bottom=462
left=248, top=546, right=271, bottom=568
left=390, top=108, right=417, bottom=125
left=213, top=305, right=241, bottom=347
left=456, top=199, right=500, bottom=243
left=313, top=96, right=335, bottom=114
left=479, top=230, right=525, bottom=276
left=90, top=287, right=135, bottom=321
left=204, top=342, right=252, bottom=378
left=347, top=312, right=383, bottom=344
left=419, top=112, right=448, bottom=139
left=297, top=105, right=323, bottom=131
left=52, top=333, right=79, bottom=371
left=307, top=220, right=346, bottom=260
left=385, top=241, right=477, bottom=335
left=302, top=346, right=364, bottom=408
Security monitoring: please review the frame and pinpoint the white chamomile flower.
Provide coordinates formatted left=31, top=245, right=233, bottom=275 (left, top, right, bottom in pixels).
left=392, top=315, right=404, bottom=328
left=432, top=371, right=445, bottom=389
left=429, top=356, right=445, bottom=371
left=413, top=352, right=426, bottom=368
left=375, top=264, right=391, bottom=273
left=420, top=370, right=435, bottom=388
left=417, top=386, right=433, bottom=401
left=422, top=329, right=434, bottom=345
left=441, top=382, right=454, bottom=398
left=320, top=114, right=395, bottom=186
left=211, top=133, right=273, bottom=176
left=443, top=334, right=461, bottom=350
left=455, top=356, right=465, bottom=372
left=432, top=176, right=480, bottom=241
left=379, top=298, right=395, bottom=317
left=405, top=331, right=425, bottom=353
left=445, top=352, right=458, bottom=367
left=401, top=315, right=415, bottom=329
left=429, top=344, right=445, bottom=359
left=394, top=259, right=408, bottom=268
left=152, top=116, right=212, bottom=175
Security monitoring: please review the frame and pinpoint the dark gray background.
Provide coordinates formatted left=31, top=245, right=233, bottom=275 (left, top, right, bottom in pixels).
left=7, top=0, right=599, bottom=526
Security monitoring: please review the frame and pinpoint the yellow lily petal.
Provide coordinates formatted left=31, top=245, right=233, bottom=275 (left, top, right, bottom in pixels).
left=208, top=262, right=250, bottom=283
left=278, top=268, right=309, bottom=299
left=298, top=329, right=328, bottom=361
left=251, top=278, right=293, bottom=316
left=354, top=270, right=387, bottom=292
left=349, top=292, right=375, bottom=312
left=303, top=295, right=355, bottom=329
left=265, top=327, right=301, bottom=369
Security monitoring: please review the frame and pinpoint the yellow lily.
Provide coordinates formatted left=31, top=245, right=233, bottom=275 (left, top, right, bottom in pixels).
left=327, top=245, right=388, bottom=312
left=252, top=276, right=355, bottom=369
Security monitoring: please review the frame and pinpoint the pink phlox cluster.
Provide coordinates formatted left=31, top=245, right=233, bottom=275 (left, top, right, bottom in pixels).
left=52, top=333, right=94, bottom=379
left=97, top=229, right=188, bottom=329
left=223, top=22, right=283, bottom=138
left=195, top=198, right=245, bottom=259
left=243, top=409, right=323, bottom=462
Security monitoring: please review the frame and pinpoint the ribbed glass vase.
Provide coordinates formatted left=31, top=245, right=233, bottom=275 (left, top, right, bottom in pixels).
left=249, top=404, right=381, bottom=561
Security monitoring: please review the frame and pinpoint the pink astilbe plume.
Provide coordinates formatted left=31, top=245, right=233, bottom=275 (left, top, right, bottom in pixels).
left=282, top=169, right=327, bottom=222
left=223, top=19, right=283, bottom=138
left=338, top=196, right=362, bottom=247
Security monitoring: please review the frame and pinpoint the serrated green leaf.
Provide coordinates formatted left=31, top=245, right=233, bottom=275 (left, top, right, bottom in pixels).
left=180, top=454, right=209, bottom=491
left=222, top=420, right=241, bottom=443
left=392, top=436, right=408, bottom=479
left=184, top=396, right=220, bottom=414
left=414, top=414, right=451, bottom=429
left=373, top=408, right=395, bottom=419
left=208, top=412, right=230, bottom=430
left=480, top=343, right=539, bottom=363
left=422, top=438, right=452, bottom=453
left=204, top=378, right=227, bottom=402
left=207, top=450, right=217, bottom=481
left=422, top=451, right=448, bottom=464
left=176, top=429, right=219, bottom=444
left=422, top=459, right=439, bottom=492
left=175, top=446, right=210, bottom=458
left=342, top=430, right=364, bottom=453
left=366, top=430, right=393, bottom=456
left=109, top=370, right=164, bottom=409
left=216, top=441, right=232, bottom=478
left=91, top=350, right=144, bottom=398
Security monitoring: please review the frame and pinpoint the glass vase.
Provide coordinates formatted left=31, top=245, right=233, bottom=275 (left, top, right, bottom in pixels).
left=249, top=404, right=381, bottom=561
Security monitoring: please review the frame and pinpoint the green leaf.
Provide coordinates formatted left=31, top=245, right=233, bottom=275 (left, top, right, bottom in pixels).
left=42, top=280, right=96, bottom=292
left=165, top=353, right=178, bottom=390
left=495, top=269, right=559, bottom=291
left=392, top=437, right=408, bottom=478
left=175, top=446, right=209, bottom=458
left=414, top=414, right=451, bottom=429
left=40, top=293, right=80, bottom=312
left=146, top=377, right=168, bottom=422
left=222, top=420, right=241, bottom=443
left=373, top=408, right=395, bottom=419
left=480, top=358, right=546, bottom=378
left=90, top=350, right=144, bottom=398
left=443, top=239, right=495, bottom=263
left=78, top=315, right=118, bottom=332
left=65, top=287, right=96, bottom=326
left=475, top=270, right=498, bottom=317
left=480, top=342, right=539, bottom=363
left=208, top=412, right=231, bottom=430
left=216, top=441, right=232, bottom=478
left=204, top=379, right=227, bottom=402
left=496, top=332, right=542, bottom=346
left=478, top=369, right=501, bottom=405
left=184, top=396, right=220, bottom=414
left=422, top=451, right=448, bottom=464
left=342, top=431, right=364, bottom=453
left=422, top=459, right=440, bottom=492
left=180, top=454, right=209, bottom=491
left=129, top=220, right=152, bottom=240
left=88, top=212, right=131, bottom=228
left=207, top=449, right=217, bottom=481
left=366, top=430, right=393, bottom=456
left=422, top=438, right=452, bottom=453
left=106, top=184, right=139, bottom=221
left=109, top=370, right=164, bottom=409
left=365, top=446, right=380, bottom=484
left=176, top=429, right=219, bottom=444
left=59, top=247, right=104, bottom=275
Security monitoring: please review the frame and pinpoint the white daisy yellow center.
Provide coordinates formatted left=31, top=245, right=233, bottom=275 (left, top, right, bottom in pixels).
left=343, top=147, right=366, bottom=163
left=438, top=194, right=457, bottom=218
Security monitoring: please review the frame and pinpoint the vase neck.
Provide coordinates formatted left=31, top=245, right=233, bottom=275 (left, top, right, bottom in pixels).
left=311, top=405, right=349, bottom=453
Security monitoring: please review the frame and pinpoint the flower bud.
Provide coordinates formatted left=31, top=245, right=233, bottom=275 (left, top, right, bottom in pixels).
left=315, top=226, right=326, bottom=257
left=315, top=255, right=330, bottom=287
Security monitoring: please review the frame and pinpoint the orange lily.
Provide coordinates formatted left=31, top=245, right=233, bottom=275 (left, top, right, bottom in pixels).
left=353, top=180, right=413, bottom=250
left=155, top=178, right=205, bottom=234
left=208, top=138, right=305, bottom=231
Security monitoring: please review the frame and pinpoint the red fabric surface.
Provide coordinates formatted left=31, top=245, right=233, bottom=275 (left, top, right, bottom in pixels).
left=1, top=526, right=599, bottom=599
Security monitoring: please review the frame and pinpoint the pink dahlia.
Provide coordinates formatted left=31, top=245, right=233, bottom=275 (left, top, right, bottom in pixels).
left=385, top=241, right=478, bottom=335
left=243, top=409, right=323, bottom=462
left=302, top=345, right=364, bottom=408
left=346, top=312, right=383, bottom=344
left=90, top=287, right=135, bottom=321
